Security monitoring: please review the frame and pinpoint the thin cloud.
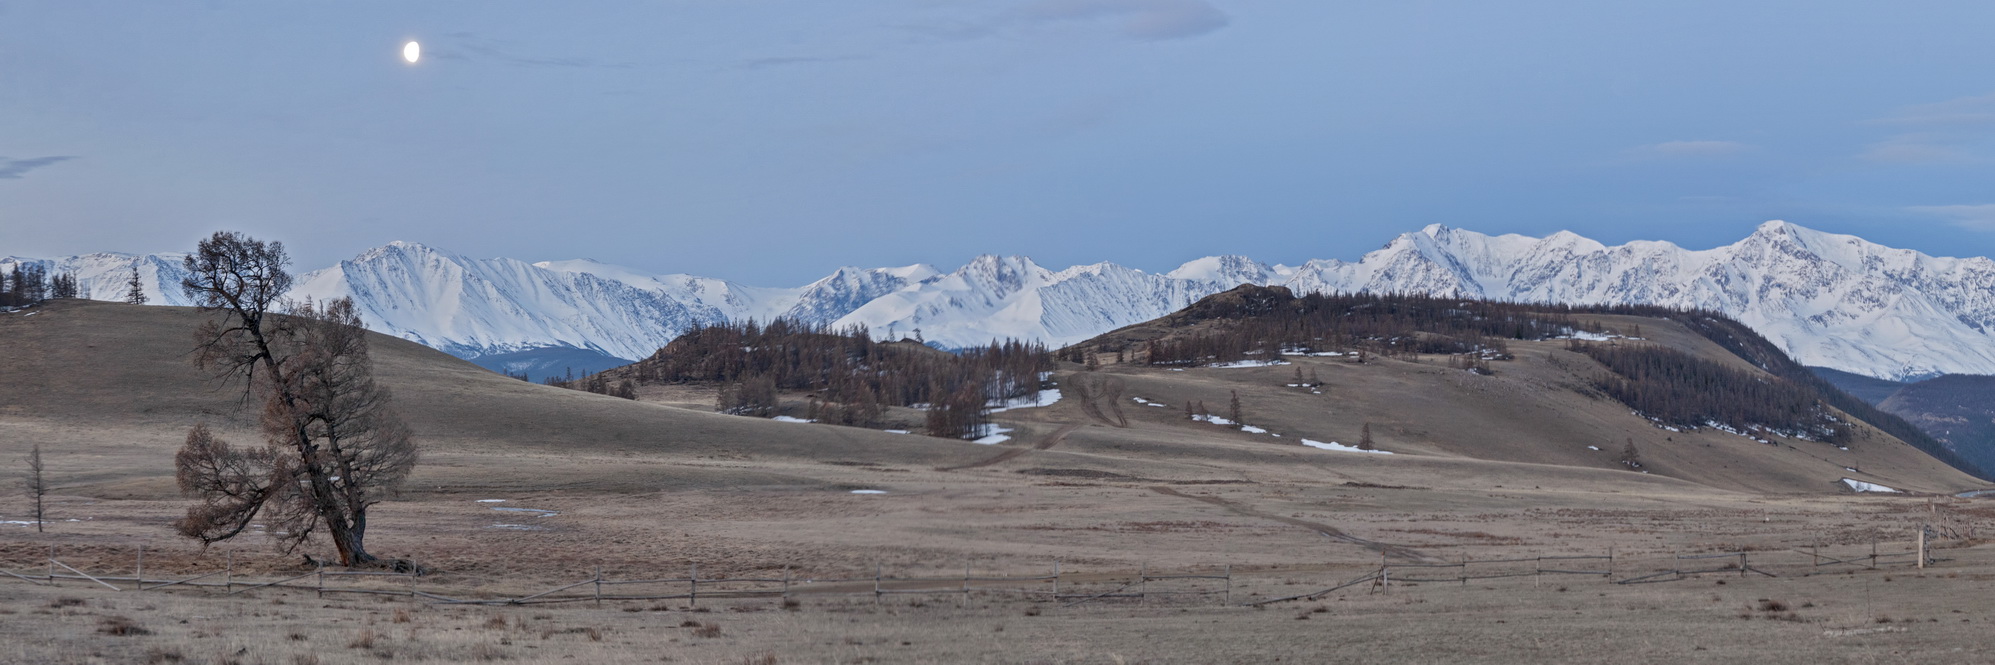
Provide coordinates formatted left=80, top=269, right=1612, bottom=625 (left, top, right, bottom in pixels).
left=915, top=0, right=1231, bottom=43
left=1860, top=93, right=1995, bottom=164
left=0, top=155, right=75, bottom=180
left=1872, top=92, right=1995, bottom=127
left=1627, top=140, right=1750, bottom=159
left=1012, top=0, right=1230, bottom=41
left=734, top=55, right=870, bottom=72
left=1908, top=204, right=1995, bottom=231
left=429, top=32, right=633, bottom=69
left=1861, top=134, right=1977, bottom=165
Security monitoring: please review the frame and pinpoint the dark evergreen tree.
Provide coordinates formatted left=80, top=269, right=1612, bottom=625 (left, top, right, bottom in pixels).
left=124, top=265, right=148, bottom=304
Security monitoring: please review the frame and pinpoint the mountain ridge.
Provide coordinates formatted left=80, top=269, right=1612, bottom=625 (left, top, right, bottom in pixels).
left=10, top=221, right=1995, bottom=382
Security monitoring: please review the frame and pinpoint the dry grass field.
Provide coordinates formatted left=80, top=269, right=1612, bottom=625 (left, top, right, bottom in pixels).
left=5, top=300, right=1995, bottom=664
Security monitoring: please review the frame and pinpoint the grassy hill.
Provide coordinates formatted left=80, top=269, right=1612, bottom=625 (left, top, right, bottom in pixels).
left=9, top=297, right=1995, bottom=664
left=0, top=299, right=1003, bottom=500
left=1054, top=286, right=1985, bottom=494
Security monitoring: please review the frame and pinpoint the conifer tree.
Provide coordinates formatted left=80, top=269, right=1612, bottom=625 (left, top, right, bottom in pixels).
left=1358, top=422, right=1374, bottom=451
left=1228, top=390, right=1243, bottom=428
left=1620, top=438, right=1642, bottom=470
left=124, top=265, right=148, bottom=304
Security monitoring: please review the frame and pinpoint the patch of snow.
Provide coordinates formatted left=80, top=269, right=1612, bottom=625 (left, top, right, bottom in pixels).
left=1840, top=478, right=1902, bottom=493
left=771, top=415, right=815, bottom=423
left=475, top=499, right=507, bottom=503
left=1, top=520, right=38, bottom=526
left=850, top=490, right=888, bottom=495
left=970, top=424, right=1014, bottom=445
left=1563, top=330, right=1615, bottom=341
left=491, top=507, right=559, bottom=517
left=1240, top=425, right=1268, bottom=434
left=989, top=388, right=1062, bottom=412
left=1192, top=414, right=1237, bottom=426
left=1205, top=359, right=1292, bottom=369
left=1301, top=439, right=1393, bottom=455
left=489, top=524, right=545, bottom=531
left=1587, top=446, right=1601, bottom=451
left=883, top=429, right=910, bottom=434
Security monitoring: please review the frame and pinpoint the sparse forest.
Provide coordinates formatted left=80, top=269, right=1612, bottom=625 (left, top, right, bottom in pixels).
left=1125, top=288, right=1579, bottom=366
left=578, top=319, right=1053, bottom=438
left=0, top=263, right=49, bottom=307
left=1574, top=341, right=1843, bottom=441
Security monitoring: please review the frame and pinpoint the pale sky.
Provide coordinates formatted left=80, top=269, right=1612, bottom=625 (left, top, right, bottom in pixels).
left=8, top=1, right=1995, bottom=283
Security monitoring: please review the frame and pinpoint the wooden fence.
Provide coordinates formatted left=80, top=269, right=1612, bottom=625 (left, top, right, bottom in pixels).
left=0, top=535, right=1942, bottom=610
left=0, top=547, right=1232, bottom=608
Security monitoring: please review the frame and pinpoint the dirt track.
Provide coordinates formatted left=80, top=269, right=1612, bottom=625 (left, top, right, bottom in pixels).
left=1149, top=486, right=1437, bottom=563
left=1068, top=372, right=1128, bottom=427
left=936, top=423, right=1082, bottom=471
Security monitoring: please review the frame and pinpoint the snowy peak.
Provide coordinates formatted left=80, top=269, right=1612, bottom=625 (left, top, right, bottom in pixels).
left=1167, top=255, right=1280, bottom=287
left=21, top=221, right=1995, bottom=382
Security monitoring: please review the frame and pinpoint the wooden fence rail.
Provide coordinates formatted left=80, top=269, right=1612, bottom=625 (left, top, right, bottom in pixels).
left=1, top=536, right=1948, bottom=609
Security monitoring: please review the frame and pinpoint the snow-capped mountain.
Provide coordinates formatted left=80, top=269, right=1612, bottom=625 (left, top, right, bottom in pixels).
left=1267, top=221, right=1995, bottom=381
left=11, top=221, right=1995, bottom=381
left=0, top=252, right=192, bottom=306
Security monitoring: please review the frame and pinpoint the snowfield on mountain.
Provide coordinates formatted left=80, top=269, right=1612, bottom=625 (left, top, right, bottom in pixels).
left=10, top=221, right=1995, bottom=381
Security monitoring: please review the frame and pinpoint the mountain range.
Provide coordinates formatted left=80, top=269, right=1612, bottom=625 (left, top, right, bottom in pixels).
left=10, top=221, right=1995, bottom=382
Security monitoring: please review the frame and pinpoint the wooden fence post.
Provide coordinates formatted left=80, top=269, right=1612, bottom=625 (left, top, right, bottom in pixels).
left=1379, top=550, right=1390, bottom=592
left=1052, top=560, right=1060, bottom=599
left=782, top=565, right=791, bottom=600
left=1917, top=528, right=1927, bottom=570
left=1870, top=541, right=1878, bottom=569
left=47, top=546, right=55, bottom=586
left=1224, top=564, right=1232, bottom=605
left=1812, top=538, right=1820, bottom=566
left=1606, top=547, right=1613, bottom=580
left=1738, top=553, right=1747, bottom=577
left=225, top=551, right=233, bottom=594
left=316, top=565, right=324, bottom=599
left=135, top=546, right=144, bottom=592
left=1139, top=562, right=1147, bottom=604
left=873, top=564, right=881, bottom=604
left=962, top=563, right=971, bottom=607
left=594, top=565, right=603, bottom=608
left=690, top=564, right=698, bottom=607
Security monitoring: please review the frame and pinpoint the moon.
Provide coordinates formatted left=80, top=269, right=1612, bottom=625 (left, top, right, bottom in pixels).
left=402, top=41, right=421, bottom=64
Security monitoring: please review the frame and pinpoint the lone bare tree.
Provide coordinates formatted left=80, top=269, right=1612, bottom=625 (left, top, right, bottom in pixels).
left=173, top=232, right=417, bottom=567
left=23, top=443, right=46, bottom=532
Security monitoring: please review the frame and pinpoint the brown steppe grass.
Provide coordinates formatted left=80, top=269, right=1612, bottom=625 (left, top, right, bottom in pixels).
left=5, top=300, right=1995, bottom=663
